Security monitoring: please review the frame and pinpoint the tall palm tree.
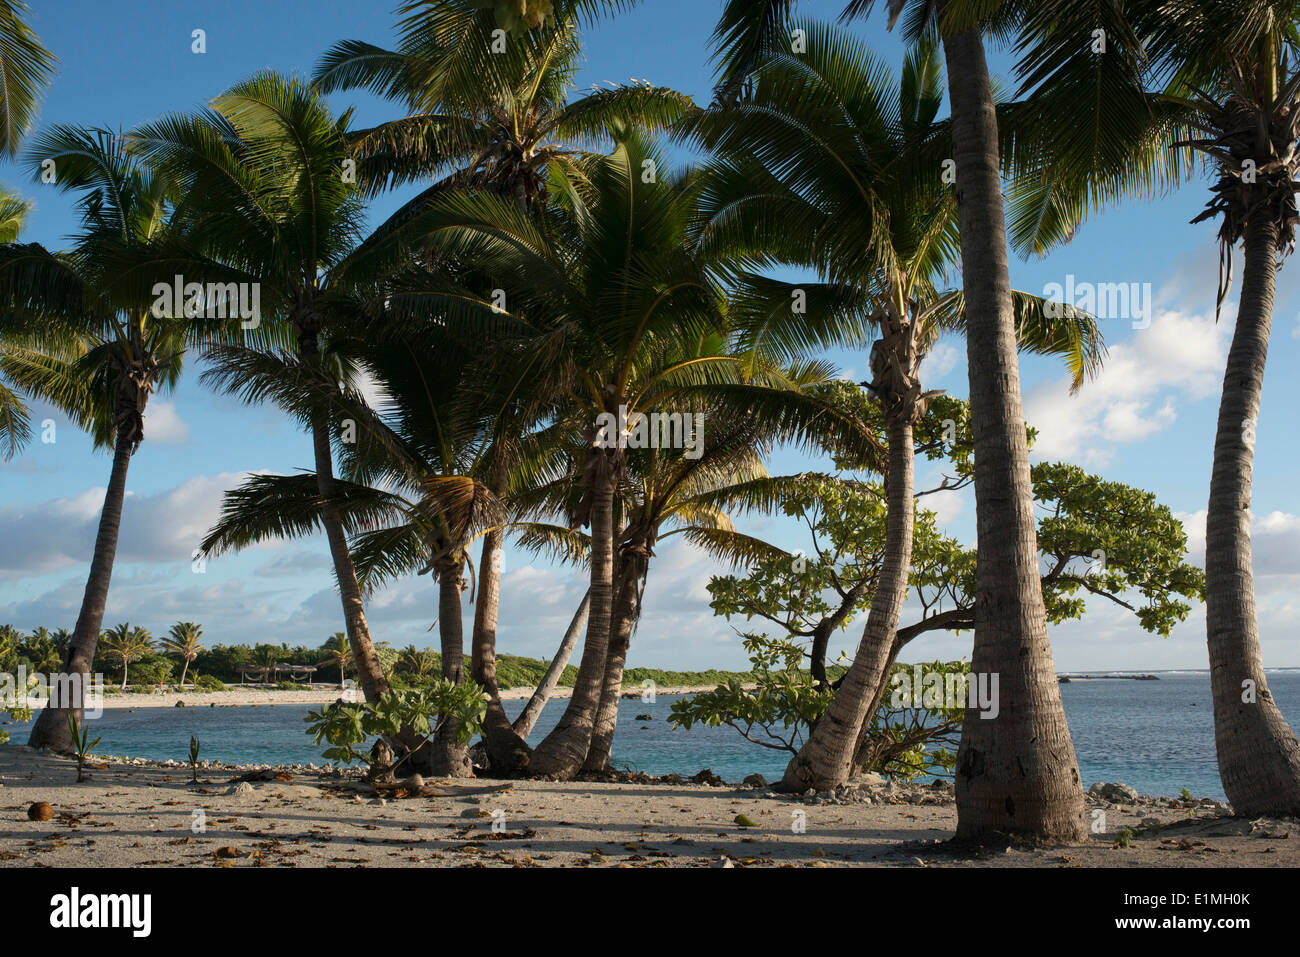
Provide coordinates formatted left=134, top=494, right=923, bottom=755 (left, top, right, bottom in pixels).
left=686, top=24, right=1102, bottom=794
left=710, top=0, right=1106, bottom=840
left=1139, top=0, right=1300, bottom=816
left=0, top=129, right=193, bottom=752
left=128, top=74, right=400, bottom=706
left=99, top=623, right=153, bottom=690
left=1004, top=0, right=1300, bottom=817
left=161, top=621, right=204, bottom=687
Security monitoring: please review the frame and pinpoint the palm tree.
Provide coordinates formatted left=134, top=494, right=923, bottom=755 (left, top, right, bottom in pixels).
left=161, top=622, right=204, bottom=687
left=99, top=623, right=154, bottom=690
left=390, top=136, right=732, bottom=778
left=319, top=633, right=353, bottom=688
left=685, top=24, right=1102, bottom=794
left=709, top=0, right=1106, bottom=840
left=313, top=3, right=692, bottom=751
left=1136, top=0, right=1300, bottom=816
left=1002, top=0, right=1300, bottom=817
left=313, top=8, right=691, bottom=231
left=128, top=74, right=399, bottom=706
left=0, top=0, right=55, bottom=157
left=575, top=398, right=827, bottom=773
left=0, top=129, right=193, bottom=752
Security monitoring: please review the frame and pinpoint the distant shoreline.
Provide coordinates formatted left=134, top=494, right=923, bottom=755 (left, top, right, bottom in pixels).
left=18, top=683, right=755, bottom=711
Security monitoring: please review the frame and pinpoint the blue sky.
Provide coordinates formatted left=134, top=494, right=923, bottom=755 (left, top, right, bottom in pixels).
left=1, top=1, right=1297, bottom=672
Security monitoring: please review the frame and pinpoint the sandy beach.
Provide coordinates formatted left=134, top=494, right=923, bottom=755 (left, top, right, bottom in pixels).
left=18, top=685, right=739, bottom=711
left=1, top=746, right=1294, bottom=868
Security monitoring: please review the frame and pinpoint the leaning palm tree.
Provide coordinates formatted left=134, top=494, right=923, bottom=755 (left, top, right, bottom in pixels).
left=160, top=622, right=204, bottom=687
left=128, top=73, right=399, bottom=706
left=0, top=128, right=193, bottom=752
left=685, top=25, right=1102, bottom=794
left=99, top=623, right=154, bottom=691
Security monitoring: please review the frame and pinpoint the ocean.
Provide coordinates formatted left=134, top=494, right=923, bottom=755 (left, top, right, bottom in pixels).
left=4, top=671, right=1298, bottom=799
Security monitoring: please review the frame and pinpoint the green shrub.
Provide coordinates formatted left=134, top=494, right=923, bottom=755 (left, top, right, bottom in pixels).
left=193, top=675, right=226, bottom=693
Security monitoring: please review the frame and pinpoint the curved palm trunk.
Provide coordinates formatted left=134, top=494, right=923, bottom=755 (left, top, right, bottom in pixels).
left=943, top=26, right=1086, bottom=842
left=528, top=467, right=616, bottom=778
left=430, top=555, right=472, bottom=777
left=514, top=590, right=590, bottom=740
left=178, top=659, right=190, bottom=687
left=299, top=321, right=391, bottom=706
left=29, top=430, right=134, bottom=752
left=779, top=416, right=916, bottom=791
left=1207, top=216, right=1300, bottom=815
left=309, top=409, right=391, bottom=702
left=473, top=526, right=532, bottom=773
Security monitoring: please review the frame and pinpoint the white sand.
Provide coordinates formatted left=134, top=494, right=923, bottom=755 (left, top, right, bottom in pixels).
left=19, top=684, right=737, bottom=711
left=1, top=746, right=1294, bottom=868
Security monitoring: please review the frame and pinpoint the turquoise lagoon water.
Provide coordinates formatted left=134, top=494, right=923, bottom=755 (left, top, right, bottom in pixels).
left=4, top=671, right=1298, bottom=800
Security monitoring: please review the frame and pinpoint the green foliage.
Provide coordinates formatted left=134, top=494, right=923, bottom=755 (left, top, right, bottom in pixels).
left=671, top=635, right=963, bottom=780
left=304, top=681, right=489, bottom=768
left=193, top=675, right=226, bottom=693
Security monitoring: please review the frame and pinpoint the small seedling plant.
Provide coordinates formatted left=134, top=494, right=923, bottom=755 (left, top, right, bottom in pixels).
left=67, top=713, right=101, bottom=783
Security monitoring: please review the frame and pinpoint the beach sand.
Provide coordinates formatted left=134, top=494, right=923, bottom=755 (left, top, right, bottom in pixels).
left=1, top=746, right=1295, bottom=868
left=19, top=684, right=734, bottom=711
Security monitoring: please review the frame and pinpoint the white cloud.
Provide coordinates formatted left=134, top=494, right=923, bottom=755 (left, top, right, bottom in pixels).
left=144, top=401, right=190, bottom=444
left=1024, top=308, right=1228, bottom=462
left=0, top=471, right=278, bottom=577
left=921, top=340, right=960, bottom=382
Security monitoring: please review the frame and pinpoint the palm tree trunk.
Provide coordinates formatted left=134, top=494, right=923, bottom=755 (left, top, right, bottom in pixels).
left=1207, top=215, right=1300, bottom=815
left=28, top=430, right=134, bottom=752
left=472, top=525, right=532, bottom=773
left=179, top=660, right=190, bottom=687
left=942, top=25, right=1086, bottom=841
left=308, top=406, right=391, bottom=703
left=779, top=416, right=916, bottom=791
left=582, top=551, right=643, bottom=774
left=430, top=555, right=472, bottom=777
left=528, top=466, right=616, bottom=778
left=514, top=590, right=590, bottom=740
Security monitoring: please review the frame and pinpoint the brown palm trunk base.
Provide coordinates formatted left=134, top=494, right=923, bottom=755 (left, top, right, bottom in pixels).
left=428, top=556, right=472, bottom=777
left=529, top=461, right=617, bottom=778
left=29, top=429, right=135, bottom=753
left=582, top=544, right=646, bottom=774
left=471, top=527, right=532, bottom=774
left=1207, top=216, right=1300, bottom=816
left=943, top=26, right=1085, bottom=842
